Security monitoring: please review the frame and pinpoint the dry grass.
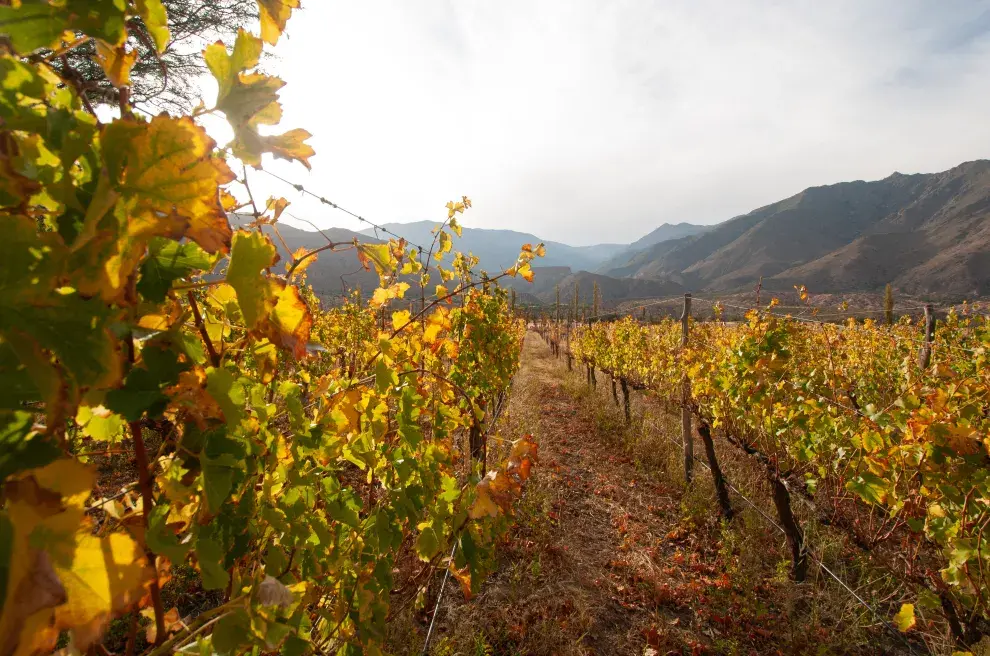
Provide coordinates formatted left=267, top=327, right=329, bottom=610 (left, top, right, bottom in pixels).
left=387, top=334, right=947, bottom=655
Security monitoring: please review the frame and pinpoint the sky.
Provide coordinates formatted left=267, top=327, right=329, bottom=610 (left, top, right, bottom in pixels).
left=212, top=0, right=990, bottom=246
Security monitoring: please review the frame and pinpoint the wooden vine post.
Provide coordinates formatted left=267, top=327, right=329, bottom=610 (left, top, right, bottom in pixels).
left=620, top=378, right=631, bottom=424
left=771, top=476, right=809, bottom=581
left=681, top=293, right=693, bottom=483
left=918, top=303, right=935, bottom=369
left=697, top=423, right=732, bottom=519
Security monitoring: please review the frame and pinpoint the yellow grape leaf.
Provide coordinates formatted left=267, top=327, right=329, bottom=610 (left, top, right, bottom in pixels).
left=94, top=40, right=138, bottom=87
left=251, top=339, right=278, bottom=384
left=893, top=603, right=915, bottom=632
left=518, top=263, right=534, bottom=283
left=434, top=231, right=452, bottom=260
left=203, top=30, right=264, bottom=105
left=0, top=460, right=94, bottom=654
left=220, top=189, right=242, bottom=213
left=329, top=389, right=362, bottom=433
left=226, top=230, right=278, bottom=329
left=102, top=116, right=235, bottom=253
left=520, top=243, right=533, bottom=253
left=435, top=284, right=448, bottom=299
left=135, top=0, right=170, bottom=51
left=52, top=530, right=155, bottom=649
left=369, top=282, right=410, bottom=309
left=391, top=309, right=411, bottom=332
left=257, top=0, right=301, bottom=45
left=263, top=281, right=313, bottom=360
left=357, top=242, right=397, bottom=277
left=943, top=425, right=981, bottom=455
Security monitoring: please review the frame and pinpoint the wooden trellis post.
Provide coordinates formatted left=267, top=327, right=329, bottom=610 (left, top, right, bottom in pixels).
left=918, top=303, right=935, bottom=369
left=681, top=293, right=693, bottom=483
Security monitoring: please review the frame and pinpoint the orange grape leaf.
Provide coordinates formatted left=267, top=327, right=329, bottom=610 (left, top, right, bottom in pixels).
left=263, top=281, right=313, bottom=360
left=260, top=128, right=315, bottom=170
left=287, top=246, right=316, bottom=278
left=449, top=563, right=473, bottom=599
left=267, top=196, right=290, bottom=221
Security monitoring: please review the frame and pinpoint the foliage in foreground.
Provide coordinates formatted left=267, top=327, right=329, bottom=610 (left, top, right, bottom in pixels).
left=0, top=2, right=543, bottom=654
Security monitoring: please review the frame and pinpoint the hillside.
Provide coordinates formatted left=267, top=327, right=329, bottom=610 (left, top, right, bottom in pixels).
left=604, top=160, right=990, bottom=296
left=359, top=221, right=624, bottom=272
left=598, top=222, right=710, bottom=276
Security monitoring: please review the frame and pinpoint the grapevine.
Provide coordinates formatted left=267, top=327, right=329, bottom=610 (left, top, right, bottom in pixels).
left=0, top=3, right=543, bottom=654
left=564, top=302, right=990, bottom=638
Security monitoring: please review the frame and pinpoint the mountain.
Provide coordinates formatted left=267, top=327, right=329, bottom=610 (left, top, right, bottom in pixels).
left=627, top=222, right=711, bottom=251
left=608, top=160, right=990, bottom=297
left=598, top=222, right=710, bottom=275
left=358, top=221, right=623, bottom=272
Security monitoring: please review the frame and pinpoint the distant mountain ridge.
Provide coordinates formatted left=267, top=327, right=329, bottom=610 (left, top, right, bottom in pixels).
left=358, top=221, right=625, bottom=272
left=602, top=160, right=990, bottom=297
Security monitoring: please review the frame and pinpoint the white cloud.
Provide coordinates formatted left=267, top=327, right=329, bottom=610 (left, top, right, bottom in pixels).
left=233, top=0, right=990, bottom=245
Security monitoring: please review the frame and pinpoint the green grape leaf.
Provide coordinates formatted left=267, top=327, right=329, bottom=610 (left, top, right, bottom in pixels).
left=105, top=344, right=188, bottom=421
left=146, top=504, right=190, bottom=563
left=195, top=538, right=230, bottom=591
left=212, top=608, right=250, bottom=653
left=137, top=237, right=214, bottom=302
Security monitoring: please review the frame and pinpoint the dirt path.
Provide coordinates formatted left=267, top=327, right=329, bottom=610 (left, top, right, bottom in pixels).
left=396, top=333, right=898, bottom=656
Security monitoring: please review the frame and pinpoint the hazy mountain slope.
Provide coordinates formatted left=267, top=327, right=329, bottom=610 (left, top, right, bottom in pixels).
left=598, top=222, right=711, bottom=275
left=359, top=221, right=623, bottom=272
left=616, top=160, right=990, bottom=296
left=537, top=272, right=684, bottom=306
left=628, top=222, right=711, bottom=250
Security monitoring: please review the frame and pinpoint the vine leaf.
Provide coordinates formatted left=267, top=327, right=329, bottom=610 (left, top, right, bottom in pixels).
left=264, top=282, right=313, bottom=360
left=0, top=0, right=128, bottom=53
left=1, top=459, right=153, bottom=652
left=102, top=115, right=235, bottom=254
left=227, top=230, right=278, bottom=329
left=94, top=40, right=138, bottom=88
left=257, top=0, right=301, bottom=45
left=137, top=237, right=214, bottom=303
left=135, top=0, right=170, bottom=51
left=893, top=603, right=915, bottom=632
